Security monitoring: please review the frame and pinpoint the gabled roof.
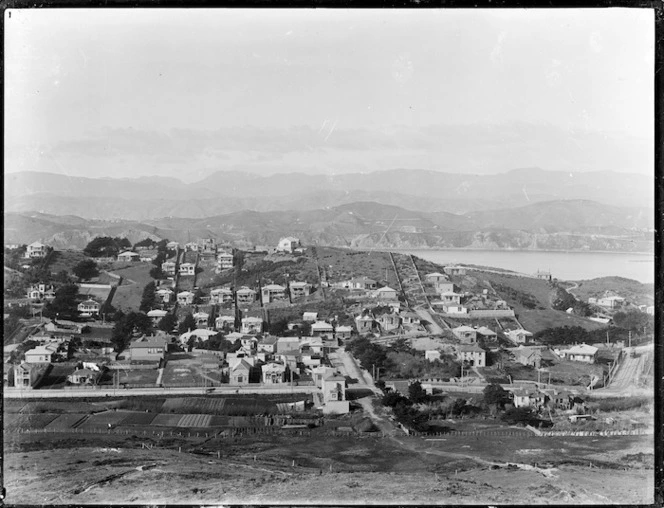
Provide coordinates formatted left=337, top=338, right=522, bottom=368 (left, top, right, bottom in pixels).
left=452, top=325, right=476, bottom=332
left=476, top=326, right=497, bottom=336
left=290, top=281, right=310, bottom=287
left=118, top=250, right=139, bottom=257
left=232, top=359, right=252, bottom=372
left=177, top=291, right=194, bottom=296
left=335, top=325, right=353, bottom=332
left=263, top=284, right=286, bottom=291
left=311, top=321, right=333, bottom=330
left=147, top=310, right=168, bottom=317
left=236, top=287, right=256, bottom=294
left=375, top=286, right=396, bottom=292
left=425, top=272, right=446, bottom=278
left=241, top=316, right=263, bottom=323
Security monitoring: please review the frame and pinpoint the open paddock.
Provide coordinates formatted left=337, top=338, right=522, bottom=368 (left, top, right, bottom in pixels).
left=4, top=412, right=59, bottom=431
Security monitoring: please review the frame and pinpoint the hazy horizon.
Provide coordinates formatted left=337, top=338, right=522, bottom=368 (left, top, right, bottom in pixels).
left=5, top=8, right=654, bottom=181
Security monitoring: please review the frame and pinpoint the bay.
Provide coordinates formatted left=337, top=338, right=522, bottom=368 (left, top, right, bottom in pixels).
left=401, top=249, right=654, bottom=284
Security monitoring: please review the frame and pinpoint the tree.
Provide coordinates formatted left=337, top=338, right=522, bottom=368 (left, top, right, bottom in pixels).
left=158, top=313, right=178, bottom=332
left=111, top=311, right=152, bottom=352
left=381, top=391, right=411, bottom=408
left=134, top=238, right=157, bottom=249
left=483, top=383, right=511, bottom=408
left=72, top=259, right=100, bottom=280
left=408, top=381, right=429, bottom=404
left=43, top=284, right=79, bottom=319
left=83, top=236, right=131, bottom=258
left=613, top=310, right=653, bottom=334
left=139, top=281, right=157, bottom=312
left=501, top=407, right=538, bottom=426
left=149, top=266, right=165, bottom=280
left=178, top=313, right=197, bottom=334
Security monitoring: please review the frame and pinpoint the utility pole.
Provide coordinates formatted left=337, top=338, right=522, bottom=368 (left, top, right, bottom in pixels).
left=629, top=330, right=632, bottom=348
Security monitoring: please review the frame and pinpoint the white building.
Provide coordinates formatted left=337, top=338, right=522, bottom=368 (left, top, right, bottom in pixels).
left=179, top=263, right=196, bottom=276
left=276, top=237, right=301, bottom=253
left=25, top=242, right=48, bottom=259
left=456, top=344, right=486, bottom=367
left=240, top=316, right=263, bottom=335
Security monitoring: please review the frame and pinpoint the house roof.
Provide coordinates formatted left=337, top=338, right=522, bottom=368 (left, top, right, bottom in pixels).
left=350, top=277, right=376, bottom=284
left=566, top=344, right=598, bottom=356
left=242, top=317, right=263, bottom=323
left=232, top=359, right=252, bottom=371
left=440, top=291, right=462, bottom=297
left=79, top=299, right=99, bottom=306
left=290, top=281, right=309, bottom=287
left=177, top=291, right=194, bottom=297
left=25, top=346, right=56, bottom=356
left=261, top=336, right=278, bottom=345
left=130, top=338, right=168, bottom=349
left=70, top=368, right=98, bottom=377
left=236, top=287, right=256, bottom=294
left=262, top=363, right=286, bottom=373
left=311, top=321, right=333, bottom=330
left=508, top=329, right=533, bottom=336
left=457, top=344, right=485, bottom=353
left=476, top=326, right=497, bottom=336
left=118, top=250, right=139, bottom=257
left=375, top=286, right=396, bottom=292
left=210, top=287, right=232, bottom=294
left=425, top=272, right=446, bottom=278
left=453, top=325, right=476, bottom=333
left=263, top=284, right=285, bottom=291
left=156, top=288, right=173, bottom=294
left=335, top=325, right=353, bottom=332
left=193, top=312, right=209, bottom=319
left=147, top=310, right=168, bottom=317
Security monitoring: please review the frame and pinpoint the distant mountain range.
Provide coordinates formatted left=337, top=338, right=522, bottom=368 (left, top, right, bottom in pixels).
left=4, top=168, right=654, bottom=220
left=4, top=199, right=654, bottom=253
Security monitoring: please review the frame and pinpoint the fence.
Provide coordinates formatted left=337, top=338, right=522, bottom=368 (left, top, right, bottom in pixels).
left=467, top=309, right=515, bottom=318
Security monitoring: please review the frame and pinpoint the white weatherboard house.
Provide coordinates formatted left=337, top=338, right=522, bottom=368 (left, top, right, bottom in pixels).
left=117, top=251, right=140, bottom=262
left=25, top=242, right=48, bottom=259
left=177, top=291, right=195, bottom=305
left=557, top=344, right=598, bottom=364
left=456, top=344, right=486, bottom=367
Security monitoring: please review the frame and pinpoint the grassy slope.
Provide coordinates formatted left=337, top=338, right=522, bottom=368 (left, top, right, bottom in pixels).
left=569, top=277, right=654, bottom=306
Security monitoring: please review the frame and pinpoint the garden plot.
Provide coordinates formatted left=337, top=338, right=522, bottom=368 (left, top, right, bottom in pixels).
left=117, top=411, right=157, bottom=426
left=161, top=362, right=201, bottom=386
left=4, top=413, right=59, bottom=431
left=161, top=397, right=226, bottom=415
left=223, top=398, right=279, bottom=415
left=75, top=411, right=129, bottom=430
left=176, top=414, right=212, bottom=428
left=44, top=413, right=90, bottom=430
left=150, top=413, right=187, bottom=427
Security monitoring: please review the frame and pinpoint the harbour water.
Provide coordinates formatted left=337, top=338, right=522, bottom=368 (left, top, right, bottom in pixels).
left=402, top=249, right=654, bottom=284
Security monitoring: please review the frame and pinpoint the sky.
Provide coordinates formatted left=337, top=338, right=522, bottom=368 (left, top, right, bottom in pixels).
left=4, top=8, right=655, bottom=181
